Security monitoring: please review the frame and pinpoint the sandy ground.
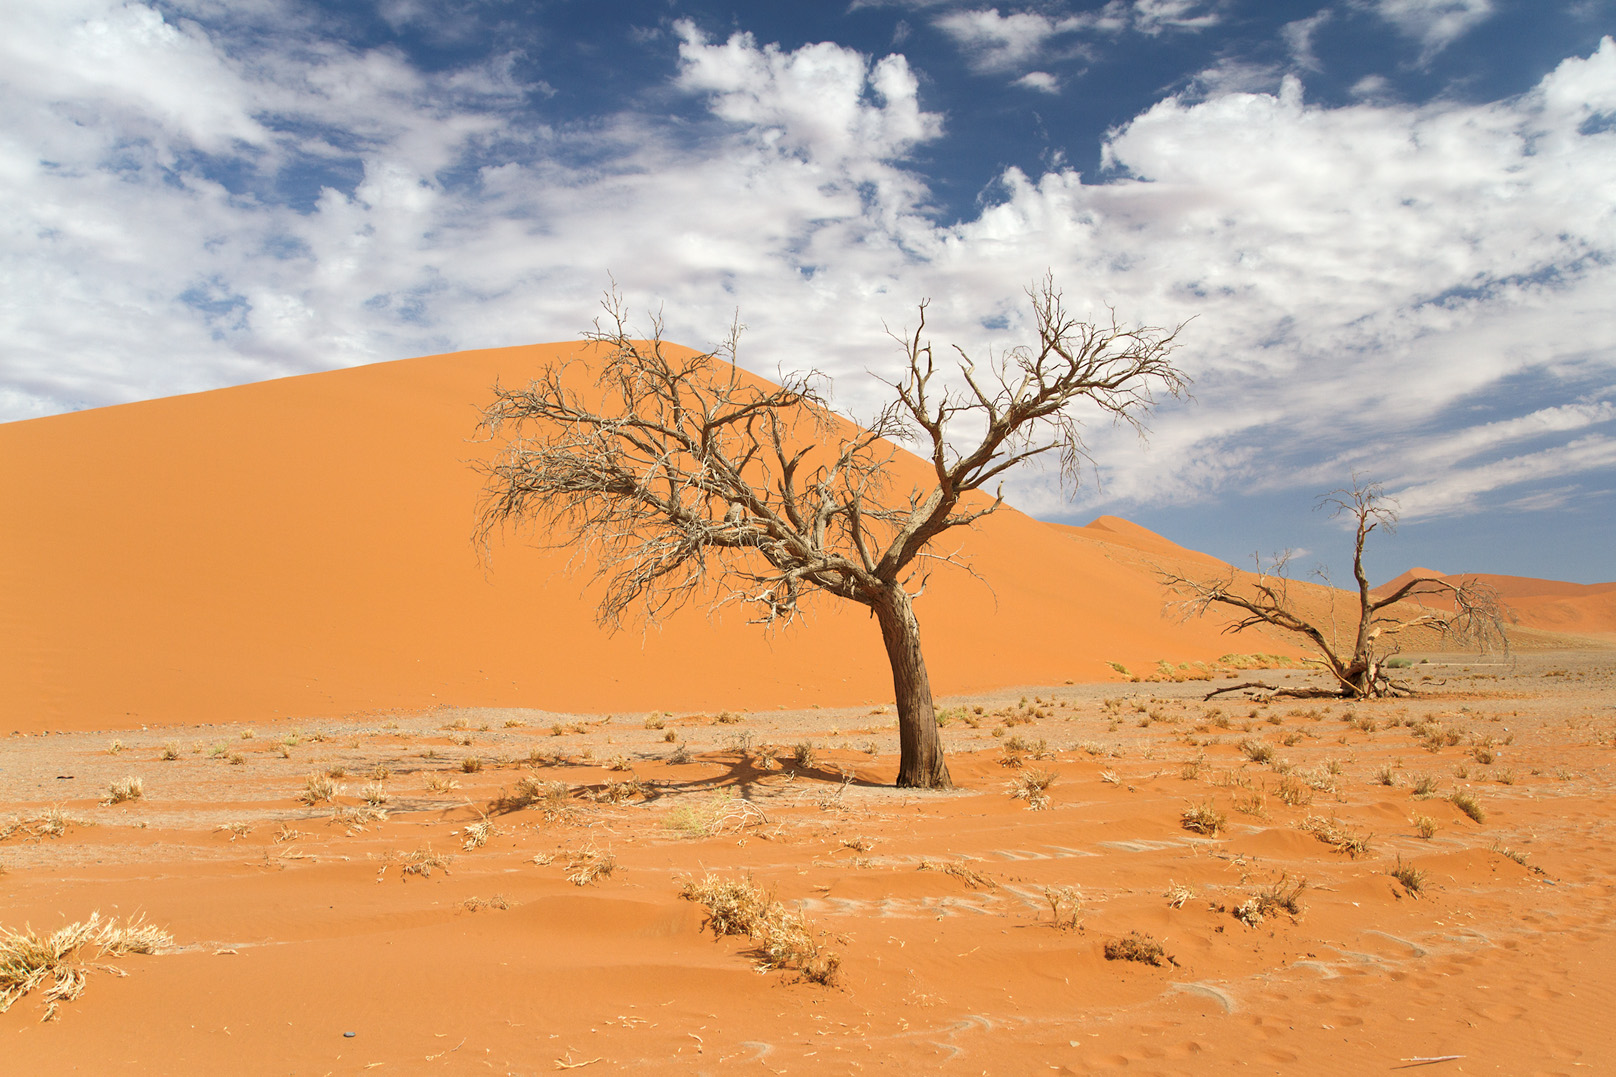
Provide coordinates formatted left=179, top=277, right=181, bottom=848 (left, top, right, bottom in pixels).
left=5, top=648, right=1616, bottom=1075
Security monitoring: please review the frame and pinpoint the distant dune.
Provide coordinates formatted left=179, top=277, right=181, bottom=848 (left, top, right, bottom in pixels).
left=2, top=342, right=1296, bottom=734
left=1376, top=570, right=1616, bottom=637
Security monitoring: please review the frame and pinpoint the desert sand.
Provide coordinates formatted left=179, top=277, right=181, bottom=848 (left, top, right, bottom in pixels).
left=5, top=651, right=1616, bottom=1075
left=4, top=345, right=1616, bottom=1074
left=1, top=340, right=1298, bottom=735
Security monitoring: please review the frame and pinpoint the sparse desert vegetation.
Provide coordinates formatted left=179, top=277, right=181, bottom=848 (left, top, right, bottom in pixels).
left=0, top=650, right=1611, bottom=1071
left=680, top=873, right=840, bottom=984
left=1180, top=800, right=1226, bottom=836
left=103, top=777, right=143, bottom=804
left=1104, top=931, right=1175, bottom=966
left=1, top=913, right=172, bottom=1020
left=1010, top=766, right=1057, bottom=810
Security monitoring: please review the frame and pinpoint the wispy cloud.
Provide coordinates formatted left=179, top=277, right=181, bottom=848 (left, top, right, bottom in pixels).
left=1013, top=70, right=1062, bottom=93
left=931, top=2, right=1220, bottom=74
left=933, top=8, right=1098, bottom=73
left=1281, top=9, right=1333, bottom=71
left=1393, top=435, right=1616, bottom=519
left=1366, top=0, right=1494, bottom=58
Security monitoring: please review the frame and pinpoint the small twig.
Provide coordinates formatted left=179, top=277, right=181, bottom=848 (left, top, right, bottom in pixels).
left=1396, top=1056, right=1464, bottom=1068
left=424, top=1037, right=466, bottom=1061
left=554, top=1055, right=603, bottom=1069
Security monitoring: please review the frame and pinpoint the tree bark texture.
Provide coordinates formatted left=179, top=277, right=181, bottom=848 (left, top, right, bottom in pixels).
left=873, top=585, right=952, bottom=789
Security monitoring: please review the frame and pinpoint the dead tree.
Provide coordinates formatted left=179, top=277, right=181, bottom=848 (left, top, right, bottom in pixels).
left=474, top=276, right=1188, bottom=788
left=1163, top=478, right=1506, bottom=700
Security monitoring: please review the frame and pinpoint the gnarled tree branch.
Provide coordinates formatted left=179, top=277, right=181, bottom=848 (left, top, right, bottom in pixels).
left=475, top=276, right=1189, bottom=786
left=1162, top=477, right=1509, bottom=699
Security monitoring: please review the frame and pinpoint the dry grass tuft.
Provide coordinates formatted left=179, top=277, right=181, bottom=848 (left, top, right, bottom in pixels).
left=665, top=789, right=768, bottom=838
left=103, top=777, right=144, bottom=805
left=1388, top=856, right=1426, bottom=896
left=1233, top=876, right=1306, bottom=927
left=588, top=778, right=645, bottom=805
left=487, top=774, right=546, bottom=814
left=383, top=846, right=452, bottom=879
left=361, top=782, right=390, bottom=807
left=917, top=858, right=998, bottom=890
left=298, top=773, right=340, bottom=805
left=460, top=895, right=512, bottom=912
left=526, top=782, right=581, bottom=825
left=1412, top=814, right=1439, bottom=838
left=1103, top=931, right=1175, bottom=967
left=1233, top=791, right=1268, bottom=818
left=1491, top=842, right=1543, bottom=873
left=1010, top=767, right=1057, bottom=810
left=1164, top=881, right=1195, bottom=909
left=1409, top=773, right=1441, bottom=797
left=1043, top=886, right=1083, bottom=931
left=1299, top=814, right=1373, bottom=858
left=1180, top=800, right=1226, bottom=836
left=1239, top=739, right=1274, bottom=764
left=1, top=912, right=172, bottom=1020
left=1450, top=790, right=1487, bottom=824
left=2, top=807, right=86, bottom=843
left=460, top=755, right=483, bottom=774
left=331, top=805, right=387, bottom=833
left=461, top=814, right=494, bottom=851
left=424, top=773, right=461, bottom=793
left=678, top=874, right=840, bottom=984
left=1273, top=776, right=1312, bottom=808
left=565, top=843, right=616, bottom=886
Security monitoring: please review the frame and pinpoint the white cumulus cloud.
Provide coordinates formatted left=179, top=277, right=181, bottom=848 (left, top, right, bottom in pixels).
left=1, top=3, right=1612, bottom=534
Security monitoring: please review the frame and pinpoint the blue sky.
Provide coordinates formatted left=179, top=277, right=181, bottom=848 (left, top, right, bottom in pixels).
left=3, top=0, right=1614, bottom=584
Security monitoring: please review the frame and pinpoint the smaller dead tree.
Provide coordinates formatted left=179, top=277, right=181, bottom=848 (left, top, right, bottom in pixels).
left=474, top=276, right=1188, bottom=788
left=1163, top=478, right=1506, bottom=700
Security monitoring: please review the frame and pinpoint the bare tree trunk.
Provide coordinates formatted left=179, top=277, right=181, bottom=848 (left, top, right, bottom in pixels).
left=872, top=585, right=952, bottom=790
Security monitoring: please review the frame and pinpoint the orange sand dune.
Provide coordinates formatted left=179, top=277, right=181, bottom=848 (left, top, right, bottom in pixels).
left=1054, top=515, right=1229, bottom=571
left=1378, top=569, right=1616, bottom=636
left=0, top=342, right=1277, bottom=734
